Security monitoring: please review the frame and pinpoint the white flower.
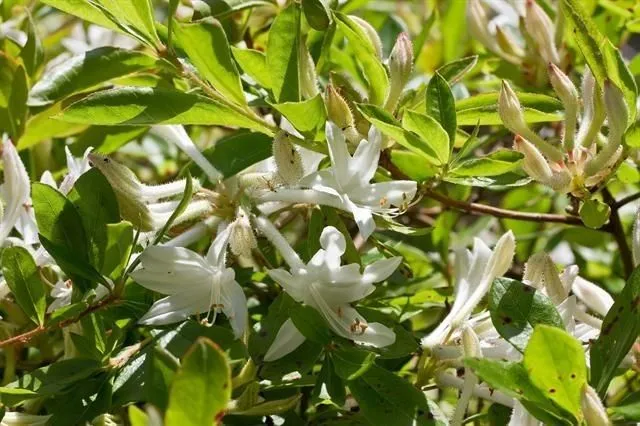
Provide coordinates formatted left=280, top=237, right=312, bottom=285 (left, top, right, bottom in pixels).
left=131, top=224, right=247, bottom=338
left=0, top=139, right=30, bottom=247
left=58, top=146, right=93, bottom=195
left=254, top=216, right=399, bottom=361
left=1, top=412, right=51, bottom=426
left=421, top=231, right=515, bottom=349
left=46, top=279, right=110, bottom=313
left=581, top=384, right=611, bottom=426
left=260, top=122, right=417, bottom=239
left=150, top=125, right=222, bottom=183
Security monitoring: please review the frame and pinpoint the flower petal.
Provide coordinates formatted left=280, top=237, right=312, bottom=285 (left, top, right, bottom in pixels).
left=263, top=319, right=306, bottom=362
left=206, top=222, right=232, bottom=267
left=350, top=180, right=417, bottom=209
left=351, top=134, right=381, bottom=184
left=325, top=122, right=352, bottom=190
left=572, top=276, right=614, bottom=317
left=267, top=268, right=306, bottom=302
left=319, top=226, right=346, bottom=270
left=138, top=291, right=211, bottom=325
left=220, top=278, right=248, bottom=339
left=362, top=257, right=402, bottom=284
left=0, top=139, right=30, bottom=245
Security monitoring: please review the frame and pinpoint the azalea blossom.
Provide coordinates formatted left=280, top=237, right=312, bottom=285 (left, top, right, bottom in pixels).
left=260, top=122, right=417, bottom=239
left=0, top=411, right=51, bottom=426
left=254, top=216, right=399, bottom=361
left=0, top=138, right=30, bottom=247
left=421, top=231, right=516, bottom=349
left=131, top=223, right=247, bottom=338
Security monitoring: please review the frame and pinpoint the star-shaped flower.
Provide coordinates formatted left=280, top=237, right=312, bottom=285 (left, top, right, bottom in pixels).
left=131, top=224, right=247, bottom=338
left=254, top=216, right=399, bottom=361
left=0, top=138, right=30, bottom=247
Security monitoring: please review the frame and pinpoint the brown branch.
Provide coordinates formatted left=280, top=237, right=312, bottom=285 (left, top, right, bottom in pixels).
left=614, top=192, right=640, bottom=209
left=0, top=295, right=119, bottom=349
left=603, top=189, right=634, bottom=277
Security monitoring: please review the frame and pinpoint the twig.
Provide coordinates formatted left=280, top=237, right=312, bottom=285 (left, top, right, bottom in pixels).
left=0, top=295, right=119, bottom=349
left=614, top=192, right=640, bottom=209
left=603, top=189, right=634, bottom=277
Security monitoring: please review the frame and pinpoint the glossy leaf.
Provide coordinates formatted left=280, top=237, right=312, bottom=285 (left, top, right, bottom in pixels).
left=267, top=3, right=302, bottom=102
left=425, top=73, right=456, bottom=142
left=272, top=94, right=326, bottom=136
left=232, top=47, right=271, bottom=88
left=197, top=131, right=272, bottom=179
left=402, top=110, right=450, bottom=164
left=450, top=150, right=523, bottom=177
left=1, top=247, right=46, bottom=326
left=456, top=92, right=563, bottom=126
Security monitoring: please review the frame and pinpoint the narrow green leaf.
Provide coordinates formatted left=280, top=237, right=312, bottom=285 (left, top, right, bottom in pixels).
left=402, top=110, right=450, bottom=164
left=174, top=19, right=246, bottom=106
left=523, top=325, right=587, bottom=422
left=425, top=73, right=456, bottom=143
left=271, top=94, right=326, bottom=136
left=1, top=247, right=46, bottom=326
left=357, top=103, right=442, bottom=165
left=56, top=87, right=272, bottom=134
left=267, top=3, right=302, bottom=102
left=98, top=0, right=160, bottom=47
left=17, top=104, right=87, bottom=150
left=331, top=347, right=376, bottom=381
left=456, top=92, right=563, bottom=126
left=232, top=47, right=271, bottom=88
left=489, top=278, right=564, bottom=352
left=450, top=150, right=523, bottom=177
left=7, top=65, right=27, bottom=139
left=302, top=0, right=331, bottom=31
left=165, top=338, right=231, bottom=426
left=436, top=56, right=478, bottom=84
left=590, top=266, right=640, bottom=397
left=40, top=0, right=122, bottom=32
left=334, top=13, right=389, bottom=105
left=21, top=14, right=43, bottom=77
left=28, top=47, right=157, bottom=107
left=197, top=131, right=272, bottom=179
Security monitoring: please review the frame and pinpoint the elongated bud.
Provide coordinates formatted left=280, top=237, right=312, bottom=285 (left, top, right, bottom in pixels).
left=272, top=133, right=304, bottom=185
left=524, top=0, right=560, bottom=65
left=299, top=40, right=319, bottom=99
left=496, top=26, right=525, bottom=60
left=484, top=230, right=516, bottom=280
left=229, top=207, right=257, bottom=257
left=581, top=385, right=611, bottom=426
left=384, top=32, right=413, bottom=111
left=585, top=81, right=628, bottom=176
left=500, top=81, right=564, bottom=161
left=514, top=136, right=553, bottom=183
left=349, top=15, right=383, bottom=58
left=577, top=69, right=606, bottom=148
left=467, top=0, right=499, bottom=55
left=326, top=85, right=361, bottom=144
left=523, top=252, right=567, bottom=303
left=548, top=63, right=579, bottom=150
left=461, top=325, right=481, bottom=358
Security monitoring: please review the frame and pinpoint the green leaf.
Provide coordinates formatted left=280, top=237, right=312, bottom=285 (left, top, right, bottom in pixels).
left=561, top=0, right=637, bottom=122
left=7, top=65, right=27, bottom=139
left=232, top=47, right=271, bottom=88
left=248, top=293, right=298, bottom=361
left=165, top=338, right=231, bottom=426
left=330, top=347, right=376, bottom=381
left=590, top=266, right=640, bottom=397
left=348, top=364, right=427, bottom=426
left=21, top=14, right=43, bottom=77
left=1, top=247, right=46, bottom=326
left=267, top=3, right=302, bottom=102
left=334, top=13, right=388, bottom=105
left=56, top=87, right=272, bottom=133
left=67, top=169, right=120, bottom=272
left=40, top=0, right=121, bottom=32
left=389, top=150, right=437, bottom=181
left=523, top=325, right=587, bottom=422
left=436, top=56, right=478, bottom=84
left=441, top=0, right=466, bottom=62
left=450, top=150, right=523, bottom=177
left=357, top=103, right=442, bottom=165
left=272, top=94, right=326, bottom=136
left=302, top=0, right=331, bottom=31
left=98, top=0, right=160, bottom=47
left=290, top=304, right=332, bottom=344
left=313, top=357, right=345, bottom=404
left=28, top=47, right=157, bottom=107
left=425, top=73, right=456, bottom=143
left=456, top=92, right=563, bottom=126
left=197, top=131, right=272, bottom=179
left=489, top=278, right=564, bottom=352
left=174, top=19, right=246, bottom=106
left=402, top=110, right=450, bottom=164
left=579, top=198, right=611, bottom=229
left=17, top=104, right=87, bottom=150
left=102, top=222, right=134, bottom=279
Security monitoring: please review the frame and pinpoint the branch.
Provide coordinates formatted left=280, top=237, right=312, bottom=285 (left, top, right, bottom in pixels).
left=0, top=295, right=119, bottom=349
left=603, top=189, right=634, bottom=277
left=614, top=192, right=640, bottom=209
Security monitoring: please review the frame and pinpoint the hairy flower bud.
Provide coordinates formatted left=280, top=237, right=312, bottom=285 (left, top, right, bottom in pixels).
left=524, top=0, right=560, bottom=65
left=229, top=207, right=257, bottom=257
left=349, top=15, right=383, bottom=58
left=485, top=230, right=516, bottom=280
left=384, top=32, right=413, bottom=111
left=514, top=135, right=553, bottom=183
left=548, top=63, right=579, bottom=150
left=325, top=85, right=360, bottom=144
left=272, top=133, right=304, bottom=185
left=581, top=385, right=611, bottom=426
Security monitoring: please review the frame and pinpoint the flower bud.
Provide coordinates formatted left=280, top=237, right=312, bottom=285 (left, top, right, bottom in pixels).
left=229, top=207, right=257, bottom=257
left=603, top=80, right=629, bottom=145
left=484, top=230, right=516, bottom=280
left=524, top=0, right=560, bottom=65
left=349, top=15, right=383, bottom=58
left=495, top=26, right=525, bottom=61
left=577, top=69, right=606, bottom=148
left=523, top=252, right=567, bottom=303
left=500, top=81, right=564, bottom=161
left=461, top=325, right=481, bottom=358
left=326, top=85, right=354, bottom=131
left=581, top=385, right=611, bottom=426
left=548, top=63, right=579, bottom=150
left=299, top=39, right=319, bottom=99
left=272, top=133, right=304, bottom=185
left=467, top=0, right=499, bottom=56
left=514, top=135, right=553, bottom=183
left=384, top=32, right=413, bottom=111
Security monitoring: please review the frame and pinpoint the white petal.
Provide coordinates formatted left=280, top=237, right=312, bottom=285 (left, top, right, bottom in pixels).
left=152, top=125, right=222, bottom=182
left=0, top=139, right=30, bottom=245
left=138, top=291, right=212, bottom=325
left=342, top=195, right=375, bottom=239
left=351, top=180, right=417, bottom=209
left=509, top=401, right=542, bottom=426
left=220, top=278, right=248, bottom=339
left=253, top=216, right=304, bottom=271
left=267, top=268, right=306, bottom=302
left=325, top=122, right=352, bottom=190
left=263, top=319, right=306, bottom=361
left=572, top=276, right=614, bottom=317
left=483, top=230, right=516, bottom=280
left=39, top=171, right=57, bottom=188
left=362, top=257, right=402, bottom=284
left=351, top=136, right=380, bottom=184
left=319, top=226, right=346, bottom=270
left=355, top=320, right=396, bottom=348
left=206, top=222, right=232, bottom=267
left=259, top=188, right=345, bottom=211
